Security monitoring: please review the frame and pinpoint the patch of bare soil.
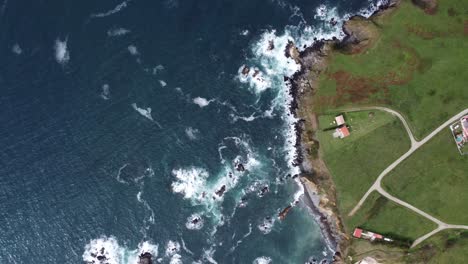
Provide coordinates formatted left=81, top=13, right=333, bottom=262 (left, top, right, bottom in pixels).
left=412, top=0, right=438, bottom=14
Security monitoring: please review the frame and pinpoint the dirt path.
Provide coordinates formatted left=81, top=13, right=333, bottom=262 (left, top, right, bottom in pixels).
left=341, top=107, right=468, bottom=247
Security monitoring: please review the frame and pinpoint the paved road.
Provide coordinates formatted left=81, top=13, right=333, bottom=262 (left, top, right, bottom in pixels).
left=341, top=107, right=468, bottom=246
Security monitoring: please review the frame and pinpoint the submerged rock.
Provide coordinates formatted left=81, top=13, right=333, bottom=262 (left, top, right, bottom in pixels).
left=235, top=162, right=245, bottom=172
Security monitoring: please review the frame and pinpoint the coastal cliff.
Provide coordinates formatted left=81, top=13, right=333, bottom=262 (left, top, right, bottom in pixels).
left=285, top=0, right=402, bottom=260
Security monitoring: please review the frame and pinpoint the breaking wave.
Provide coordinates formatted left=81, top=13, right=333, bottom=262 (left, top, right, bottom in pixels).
left=82, top=236, right=158, bottom=264
left=54, top=38, right=70, bottom=65
left=238, top=0, right=390, bottom=210
left=253, top=256, right=272, bottom=264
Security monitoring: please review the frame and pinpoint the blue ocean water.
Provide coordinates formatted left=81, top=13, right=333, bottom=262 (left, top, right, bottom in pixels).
left=0, top=0, right=383, bottom=263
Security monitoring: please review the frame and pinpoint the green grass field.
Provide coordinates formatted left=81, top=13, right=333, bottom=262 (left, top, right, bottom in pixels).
left=382, top=130, right=468, bottom=224
left=408, top=230, right=468, bottom=263
left=314, top=0, right=468, bottom=139
left=346, top=192, right=437, bottom=244
left=317, top=110, right=410, bottom=216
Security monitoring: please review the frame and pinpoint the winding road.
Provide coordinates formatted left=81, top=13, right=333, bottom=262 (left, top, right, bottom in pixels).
left=341, top=107, right=468, bottom=247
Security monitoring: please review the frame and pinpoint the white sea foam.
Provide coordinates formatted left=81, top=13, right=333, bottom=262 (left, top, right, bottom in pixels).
left=83, top=236, right=159, bottom=264
left=101, top=84, right=110, bottom=100
left=237, top=65, right=271, bottom=94
left=128, top=45, right=139, bottom=56
left=171, top=167, right=209, bottom=201
left=185, top=127, right=200, bottom=140
left=257, top=217, right=275, bottom=234
left=240, top=29, right=249, bottom=36
left=107, top=27, right=131, bottom=37
left=193, top=97, right=213, bottom=108
left=91, top=0, right=131, bottom=18
left=159, top=80, right=167, bottom=87
left=169, top=254, right=182, bottom=264
left=54, top=38, right=70, bottom=65
left=11, top=43, right=22, bottom=55
left=165, top=240, right=181, bottom=257
left=186, top=213, right=204, bottom=230
left=131, top=103, right=153, bottom=121
left=253, top=256, right=272, bottom=264
left=230, top=113, right=258, bottom=123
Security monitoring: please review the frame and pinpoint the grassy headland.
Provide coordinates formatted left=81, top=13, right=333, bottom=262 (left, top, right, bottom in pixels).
left=296, top=0, right=468, bottom=261
left=313, top=0, right=468, bottom=139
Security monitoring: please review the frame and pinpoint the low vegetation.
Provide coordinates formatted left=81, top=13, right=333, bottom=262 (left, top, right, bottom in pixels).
left=408, top=230, right=468, bottom=263
left=347, top=192, right=437, bottom=245
left=382, top=130, right=468, bottom=224
left=316, top=110, right=410, bottom=216
left=314, top=0, right=468, bottom=139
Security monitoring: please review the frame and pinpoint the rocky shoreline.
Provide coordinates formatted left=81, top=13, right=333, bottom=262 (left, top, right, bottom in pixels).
left=283, top=0, right=402, bottom=261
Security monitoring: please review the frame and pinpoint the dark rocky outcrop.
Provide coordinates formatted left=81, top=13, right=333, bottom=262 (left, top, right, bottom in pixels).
left=215, top=185, right=226, bottom=197
left=139, top=252, right=153, bottom=264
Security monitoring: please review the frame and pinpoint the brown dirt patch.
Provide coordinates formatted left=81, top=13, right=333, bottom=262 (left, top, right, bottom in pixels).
left=465, top=21, right=468, bottom=36
left=318, top=41, right=420, bottom=108
left=406, top=24, right=460, bottom=39
left=412, top=0, right=438, bottom=15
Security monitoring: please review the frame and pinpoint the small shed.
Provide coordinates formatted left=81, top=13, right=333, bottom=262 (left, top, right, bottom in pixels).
left=335, top=115, right=345, bottom=126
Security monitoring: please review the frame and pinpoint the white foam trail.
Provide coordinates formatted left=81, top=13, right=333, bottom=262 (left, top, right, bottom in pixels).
left=54, top=38, right=70, bottom=65
left=240, top=29, right=249, bottom=36
left=185, top=127, right=200, bottom=140
left=230, top=223, right=253, bottom=252
left=115, top=163, right=129, bottom=184
left=11, top=43, right=22, bottom=55
left=107, top=27, right=131, bottom=37
left=101, top=84, right=111, bottom=100
left=203, top=247, right=218, bottom=264
left=181, top=238, right=194, bottom=255
left=128, top=45, right=139, bottom=56
left=132, top=103, right=153, bottom=120
left=193, top=97, right=214, bottom=108
left=230, top=112, right=259, bottom=123
left=253, top=256, right=272, bottom=264
left=91, top=0, right=131, bottom=18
